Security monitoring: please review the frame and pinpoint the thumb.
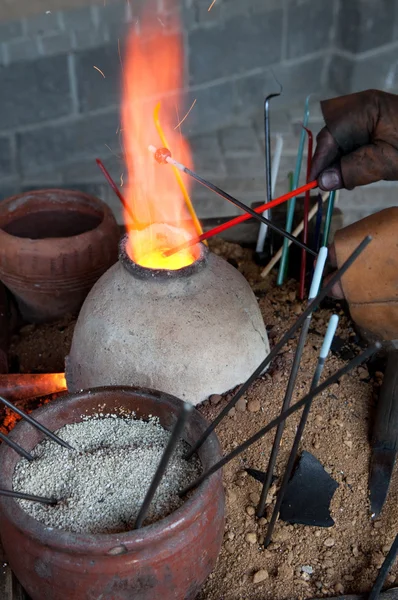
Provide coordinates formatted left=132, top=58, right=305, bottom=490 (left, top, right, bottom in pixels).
left=341, top=140, right=398, bottom=189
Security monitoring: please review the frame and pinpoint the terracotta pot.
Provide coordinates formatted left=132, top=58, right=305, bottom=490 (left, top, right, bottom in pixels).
left=0, top=387, right=225, bottom=600
left=0, top=189, right=120, bottom=323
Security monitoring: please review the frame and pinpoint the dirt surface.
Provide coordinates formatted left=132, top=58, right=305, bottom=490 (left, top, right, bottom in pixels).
left=5, top=238, right=398, bottom=600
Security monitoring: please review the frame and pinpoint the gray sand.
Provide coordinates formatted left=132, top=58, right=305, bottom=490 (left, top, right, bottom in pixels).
left=13, top=413, right=201, bottom=534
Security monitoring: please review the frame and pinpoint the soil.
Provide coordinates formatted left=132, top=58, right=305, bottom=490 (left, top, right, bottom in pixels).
left=4, top=238, right=398, bottom=599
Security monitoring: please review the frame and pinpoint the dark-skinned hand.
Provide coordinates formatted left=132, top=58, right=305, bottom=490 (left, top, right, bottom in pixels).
left=310, top=89, right=398, bottom=191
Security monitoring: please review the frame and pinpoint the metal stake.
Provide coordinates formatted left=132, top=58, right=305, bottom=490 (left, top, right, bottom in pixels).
left=368, top=533, right=398, bottom=599
left=0, top=488, right=57, bottom=505
left=256, top=246, right=328, bottom=518
left=0, top=431, right=34, bottom=461
left=263, top=314, right=339, bottom=545
left=299, top=126, right=314, bottom=300
left=134, top=402, right=193, bottom=529
left=262, top=91, right=282, bottom=254
left=0, top=395, right=74, bottom=451
left=278, top=94, right=311, bottom=285
left=185, top=235, right=372, bottom=460
left=180, top=343, right=380, bottom=497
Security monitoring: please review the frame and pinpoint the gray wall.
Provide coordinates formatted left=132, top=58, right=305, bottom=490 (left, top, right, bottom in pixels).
left=0, top=0, right=397, bottom=226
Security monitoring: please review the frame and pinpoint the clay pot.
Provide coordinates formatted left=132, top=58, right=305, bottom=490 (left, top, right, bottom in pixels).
left=0, top=387, right=225, bottom=600
left=0, top=189, right=120, bottom=323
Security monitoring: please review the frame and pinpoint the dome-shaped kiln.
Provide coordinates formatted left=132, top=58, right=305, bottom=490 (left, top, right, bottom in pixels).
left=66, top=235, right=270, bottom=405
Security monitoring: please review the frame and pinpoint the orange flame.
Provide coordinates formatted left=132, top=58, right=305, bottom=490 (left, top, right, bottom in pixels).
left=0, top=373, right=67, bottom=402
left=121, top=10, right=199, bottom=270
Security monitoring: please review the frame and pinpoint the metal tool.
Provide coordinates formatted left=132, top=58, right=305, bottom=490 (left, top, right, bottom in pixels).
left=369, top=345, right=398, bottom=517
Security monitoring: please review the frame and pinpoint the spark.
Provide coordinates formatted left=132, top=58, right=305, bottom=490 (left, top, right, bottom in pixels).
left=118, top=39, right=124, bottom=74
left=208, top=0, right=217, bottom=11
left=93, top=66, right=105, bottom=78
left=174, top=99, right=197, bottom=130
left=120, top=173, right=124, bottom=187
left=105, top=144, right=121, bottom=159
left=158, top=17, right=165, bottom=27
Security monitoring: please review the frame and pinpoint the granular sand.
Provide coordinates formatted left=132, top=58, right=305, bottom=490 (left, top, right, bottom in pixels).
left=13, top=414, right=201, bottom=534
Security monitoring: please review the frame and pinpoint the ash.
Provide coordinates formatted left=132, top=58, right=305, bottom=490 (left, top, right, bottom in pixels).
left=13, top=414, right=201, bottom=534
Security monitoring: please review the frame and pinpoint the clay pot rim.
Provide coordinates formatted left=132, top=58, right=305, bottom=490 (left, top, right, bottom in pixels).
left=0, top=189, right=113, bottom=244
left=0, top=386, right=223, bottom=554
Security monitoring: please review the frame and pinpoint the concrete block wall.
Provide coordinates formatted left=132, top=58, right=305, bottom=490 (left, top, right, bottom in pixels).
left=0, top=0, right=397, bottom=228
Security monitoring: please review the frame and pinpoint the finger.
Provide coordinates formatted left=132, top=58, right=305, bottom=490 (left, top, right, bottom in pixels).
left=309, top=127, right=341, bottom=180
left=341, top=140, right=398, bottom=189
left=318, top=163, right=344, bottom=191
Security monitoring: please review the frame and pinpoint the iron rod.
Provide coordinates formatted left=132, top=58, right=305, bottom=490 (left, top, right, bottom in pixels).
left=322, top=190, right=336, bottom=247
left=179, top=167, right=316, bottom=256
left=256, top=246, right=328, bottom=517
left=134, top=402, right=193, bottom=529
left=0, top=488, right=57, bottom=505
left=256, top=133, right=283, bottom=253
left=278, top=94, right=311, bottom=285
left=163, top=180, right=317, bottom=258
left=0, top=395, right=74, bottom=451
left=180, top=343, right=380, bottom=497
left=0, top=431, right=34, bottom=461
left=185, top=235, right=372, bottom=460
left=299, top=126, right=313, bottom=300
left=148, top=146, right=317, bottom=258
left=263, top=314, right=339, bottom=545
left=368, top=533, right=398, bottom=599
left=263, top=91, right=282, bottom=253
left=313, top=193, right=324, bottom=253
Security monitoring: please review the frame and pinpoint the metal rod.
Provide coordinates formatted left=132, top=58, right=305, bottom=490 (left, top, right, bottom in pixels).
left=299, top=127, right=313, bottom=300
left=278, top=94, right=311, bottom=285
left=256, top=133, right=283, bottom=253
left=0, top=431, right=34, bottom=461
left=182, top=166, right=316, bottom=256
left=163, top=180, right=318, bottom=258
left=313, top=193, right=324, bottom=253
left=134, top=402, right=193, bottom=529
left=256, top=246, right=329, bottom=517
left=264, top=314, right=339, bottom=545
left=148, top=146, right=317, bottom=258
left=180, top=343, right=380, bottom=497
left=368, top=533, right=398, bottom=599
left=185, top=235, right=372, bottom=460
left=96, top=158, right=135, bottom=222
left=262, top=91, right=282, bottom=253
left=322, top=190, right=336, bottom=247
left=0, top=395, right=75, bottom=451
left=0, top=488, right=57, bottom=505
left=260, top=194, right=329, bottom=279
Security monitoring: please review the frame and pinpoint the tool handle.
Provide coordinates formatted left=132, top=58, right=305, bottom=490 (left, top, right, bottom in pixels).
left=372, top=349, right=398, bottom=451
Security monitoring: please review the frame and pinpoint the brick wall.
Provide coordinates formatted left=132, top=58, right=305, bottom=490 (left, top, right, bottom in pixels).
left=0, top=0, right=397, bottom=227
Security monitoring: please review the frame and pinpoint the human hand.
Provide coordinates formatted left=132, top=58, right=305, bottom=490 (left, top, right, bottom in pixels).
left=310, top=89, right=398, bottom=191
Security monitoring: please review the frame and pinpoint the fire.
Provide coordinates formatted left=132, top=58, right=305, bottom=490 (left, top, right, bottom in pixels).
left=121, top=8, right=200, bottom=270
left=0, top=373, right=67, bottom=402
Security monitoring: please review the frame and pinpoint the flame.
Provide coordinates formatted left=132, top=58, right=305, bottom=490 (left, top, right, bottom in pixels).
left=0, top=373, right=67, bottom=403
left=121, top=9, right=199, bottom=270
